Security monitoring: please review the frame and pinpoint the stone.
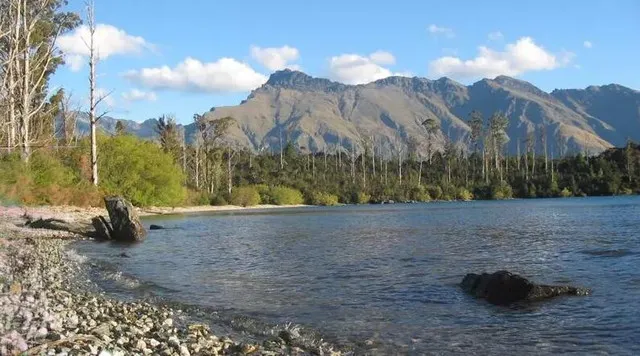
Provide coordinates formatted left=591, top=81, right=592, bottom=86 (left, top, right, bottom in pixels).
left=103, top=196, right=147, bottom=242
left=149, top=224, right=165, bottom=230
left=168, top=335, right=180, bottom=347
left=136, top=339, right=147, bottom=350
left=461, top=270, right=590, bottom=305
left=149, top=338, right=160, bottom=348
left=179, top=345, right=191, bottom=356
left=91, top=216, right=113, bottom=240
left=162, top=318, right=173, bottom=327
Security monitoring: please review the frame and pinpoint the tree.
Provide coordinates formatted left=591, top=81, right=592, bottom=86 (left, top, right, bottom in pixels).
left=114, top=120, right=125, bottom=136
left=2, top=0, right=79, bottom=160
left=155, top=114, right=181, bottom=161
left=86, top=0, right=109, bottom=185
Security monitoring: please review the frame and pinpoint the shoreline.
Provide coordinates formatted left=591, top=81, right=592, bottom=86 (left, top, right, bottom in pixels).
left=0, top=206, right=343, bottom=355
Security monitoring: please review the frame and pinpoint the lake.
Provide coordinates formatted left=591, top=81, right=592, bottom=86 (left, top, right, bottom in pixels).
left=73, top=197, right=640, bottom=355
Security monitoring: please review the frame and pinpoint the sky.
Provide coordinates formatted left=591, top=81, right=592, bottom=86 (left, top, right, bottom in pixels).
left=51, top=0, right=640, bottom=124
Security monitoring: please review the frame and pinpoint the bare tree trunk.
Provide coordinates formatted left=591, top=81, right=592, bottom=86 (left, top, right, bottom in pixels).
left=371, top=136, right=376, bottom=178
left=418, top=160, right=423, bottom=186
left=227, top=145, right=232, bottom=195
left=279, top=128, right=283, bottom=170
left=87, top=1, right=98, bottom=185
left=517, top=139, right=521, bottom=175
left=361, top=151, right=366, bottom=188
left=194, top=143, right=200, bottom=189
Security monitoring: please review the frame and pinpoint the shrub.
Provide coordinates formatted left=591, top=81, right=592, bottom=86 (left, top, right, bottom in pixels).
left=559, top=187, right=572, bottom=198
left=356, top=191, right=371, bottom=204
left=210, top=195, right=228, bottom=206
left=408, top=185, right=431, bottom=202
left=230, top=186, right=261, bottom=207
left=308, top=191, right=339, bottom=206
left=620, top=187, right=634, bottom=195
left=269, top=186, right=304, bottom=205
left=492, top=182, right=513, bottom=200
left=185, top=189, right=210, bottom=206
left=457, top=188, right=474, bottom=201
left=253, top=184, right=272, bottom=204
left=425, top=185, right=443, bottom=200
left=99, top=135, right=186, bottom=206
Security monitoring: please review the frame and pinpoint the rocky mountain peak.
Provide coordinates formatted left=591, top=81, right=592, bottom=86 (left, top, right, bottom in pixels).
left=264, top=69, right=346, bottom=92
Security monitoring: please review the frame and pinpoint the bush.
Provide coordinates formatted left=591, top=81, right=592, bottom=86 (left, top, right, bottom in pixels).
left=308, top=191, right=339, bottom=206
left=425, top=185, right=443, bottom=200
left=356, top=191, right=371, bottom=204
left=210, top=195, right=228, bottom=206
left=185, top=190, right=210, bottom=206
left=99, top=135, right=186, bottom=206
left=408, top=185, right=431, bottom=202
left=268, top=186, right=304, bottom=205
left=253, top=184, right=272, bottom=204
left=457, top=188, right=474, bottom=201
left=0, top=151, right=102, bottom=206
left=230, top=186, right=261, bottom=207
left=492, top=182, right=513, bottom=200
left=559, top=187, right=572, bottom=198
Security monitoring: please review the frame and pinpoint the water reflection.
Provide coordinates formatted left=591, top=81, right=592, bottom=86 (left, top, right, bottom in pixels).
left=74, top=196, right=640, bottom=354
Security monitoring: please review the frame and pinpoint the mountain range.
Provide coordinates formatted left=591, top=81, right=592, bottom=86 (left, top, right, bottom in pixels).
left=83, top=70, right=640, bottom=155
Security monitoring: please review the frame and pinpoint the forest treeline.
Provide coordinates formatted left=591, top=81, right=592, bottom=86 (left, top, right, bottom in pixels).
left=0, top=1, right=638, bottom=207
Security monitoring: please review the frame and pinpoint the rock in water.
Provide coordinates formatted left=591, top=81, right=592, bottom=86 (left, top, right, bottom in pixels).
left=103, top=196, right=147, bottom=242
left=461, top=270, right=590, bottom=305
left=149, top=224, right=165, bottom=230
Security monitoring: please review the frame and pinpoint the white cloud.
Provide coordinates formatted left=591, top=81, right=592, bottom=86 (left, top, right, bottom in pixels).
left=428, top=24, right=455, bottom=38
left=583, top=41, right=593, bottom=49
left=428, top=37, right=574, bottom=79
left=250, top=45, right=300, bottom=71
left=328, top=51, right=408, bottom=85
left=488, top=31, right=504, bottom=41
left=369, top=50, right=396, bottom=65
left=124, top=57, right=268, bottom=93
left=122, top=89, right=157, bottom=102
left=58, top=24, right=152, bottom=71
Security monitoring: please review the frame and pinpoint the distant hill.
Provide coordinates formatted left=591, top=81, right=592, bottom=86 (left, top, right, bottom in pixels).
left=74, top=70, right=640, bottom=155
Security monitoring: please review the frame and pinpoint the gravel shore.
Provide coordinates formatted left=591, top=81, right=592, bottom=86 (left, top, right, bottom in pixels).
left=0, top=209, right=343, bottom=356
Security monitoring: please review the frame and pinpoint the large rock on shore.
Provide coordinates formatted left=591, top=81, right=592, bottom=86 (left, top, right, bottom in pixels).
left=103, top=196, right=146, bottom=242
left=461, top=271, right=590, bottom=305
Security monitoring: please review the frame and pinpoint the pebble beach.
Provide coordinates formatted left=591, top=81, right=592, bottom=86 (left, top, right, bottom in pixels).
left=0, top=206, right=342, bottom=355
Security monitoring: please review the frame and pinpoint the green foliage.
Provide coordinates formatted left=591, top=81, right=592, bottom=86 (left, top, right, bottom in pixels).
left=268, top=186, right=304, bottom=205
left=409, top=185, right=431, bottom=202
left=425, top=185, right=443, bottom=200
left=253, top=184, right=272, bottom=204
left=308, top=191, right=339, bottom=206
left=230, top=186, right=261, bottom=207
left=99, top=135, right=186, bottom=207
left=559, top=187, right=572, bottom=198
left=210, top=195, right=228, bottom=206
left=457, top=188, right=474, bottom=201
left=492, top=182, right=513, bottom=200
left=355, top=191, right=372, bottom=204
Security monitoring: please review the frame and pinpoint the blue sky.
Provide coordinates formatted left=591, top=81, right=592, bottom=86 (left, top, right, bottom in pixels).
left=51, top=0, right=640, bottom=124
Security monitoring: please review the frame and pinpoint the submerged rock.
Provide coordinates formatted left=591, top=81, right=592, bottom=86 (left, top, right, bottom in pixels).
left=103, top=196, right=147, bottom=242
left=149, top=224, right=165, bottom=230
left=461, top=270, right=590, bottom=305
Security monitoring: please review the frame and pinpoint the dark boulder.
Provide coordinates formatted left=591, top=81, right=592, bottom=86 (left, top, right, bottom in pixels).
left=102, top=196, right=147, bottom=242
left=149, top=224, right=165, bottom=230
left=461, top=270, right=590, bottom=305
left=91, top=216, right=113, bottom=240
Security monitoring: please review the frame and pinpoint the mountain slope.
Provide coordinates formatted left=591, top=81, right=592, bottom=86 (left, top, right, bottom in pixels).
left=201, top=70, right=637, bottom=154
left=75, top=70, right=639, bottom=155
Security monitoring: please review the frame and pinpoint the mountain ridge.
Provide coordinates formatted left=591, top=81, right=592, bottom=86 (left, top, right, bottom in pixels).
left=85, top=70, right=640, bottom=155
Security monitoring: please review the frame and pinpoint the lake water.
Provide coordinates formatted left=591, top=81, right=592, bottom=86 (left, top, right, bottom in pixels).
left=73, top=197, right=640, bottom=355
